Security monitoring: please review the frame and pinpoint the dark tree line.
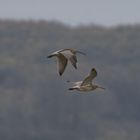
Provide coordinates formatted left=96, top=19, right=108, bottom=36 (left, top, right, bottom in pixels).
left=0, top=20, right=140, bottom=140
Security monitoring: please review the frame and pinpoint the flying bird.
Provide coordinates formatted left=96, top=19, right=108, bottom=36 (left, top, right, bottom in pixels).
left=69, top=68, right=105, bottom=92
left=47, top=49, right=86, bottom=76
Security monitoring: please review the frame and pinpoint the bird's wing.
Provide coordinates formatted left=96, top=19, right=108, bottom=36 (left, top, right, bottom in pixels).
left=69, top=55, right=77, bottom=69
left=47, top=50, right=59, bottom=58
left=57, top=53, right=68, bottom=76
left=59, top=49, right=77, bottom=69
left=81, top=68, right=97, bottom=86
left=60, top=49, right=73, bottom=58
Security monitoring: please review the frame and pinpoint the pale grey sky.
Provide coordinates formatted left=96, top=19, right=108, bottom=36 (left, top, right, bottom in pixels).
left=0, top=0, right=140, bottom=26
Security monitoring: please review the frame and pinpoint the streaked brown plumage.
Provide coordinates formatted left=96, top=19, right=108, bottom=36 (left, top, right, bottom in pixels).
left=69, top=68, right=105, bottom=92
left=47, top=48, right=85, bottom=76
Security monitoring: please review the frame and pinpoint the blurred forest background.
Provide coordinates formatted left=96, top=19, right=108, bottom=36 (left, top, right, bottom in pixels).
left=0, top=20, right=140, bottom=140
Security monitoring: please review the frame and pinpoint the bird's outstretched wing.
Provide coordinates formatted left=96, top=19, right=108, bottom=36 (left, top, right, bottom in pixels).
left=69, top=55, right=77, bottom=69
left=57, top=53, right=68, bottom=76
left=59, top=49, right=78, bottom=69
left=81, top=68, right=97, bottom=86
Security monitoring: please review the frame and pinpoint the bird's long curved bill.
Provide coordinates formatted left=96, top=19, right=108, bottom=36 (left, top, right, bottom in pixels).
left=98, top=86, right=106, bottom=90
left=76, top=51, right=86, bottom=55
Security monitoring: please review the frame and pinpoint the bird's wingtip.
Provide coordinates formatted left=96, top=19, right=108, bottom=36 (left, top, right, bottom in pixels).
left=68, top=88, right=74, bottom=90
left=47, top=55, right=51, bottom=58
left=59, top=72, right=63, bottom=76
left=74, top=65, right=77, bottom=69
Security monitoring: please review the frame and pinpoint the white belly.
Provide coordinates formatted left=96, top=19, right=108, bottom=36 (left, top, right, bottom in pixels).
left=77, top=85, right=94, bottom=92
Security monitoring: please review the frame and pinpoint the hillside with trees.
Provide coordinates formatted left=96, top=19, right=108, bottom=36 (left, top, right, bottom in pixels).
left=0, top=20, right=140, bottom=140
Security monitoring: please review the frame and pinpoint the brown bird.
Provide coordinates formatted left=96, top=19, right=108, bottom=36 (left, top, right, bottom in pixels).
left=47, top=49, right=85, bottom=76
left=69, top=68, right=105, bottom=92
